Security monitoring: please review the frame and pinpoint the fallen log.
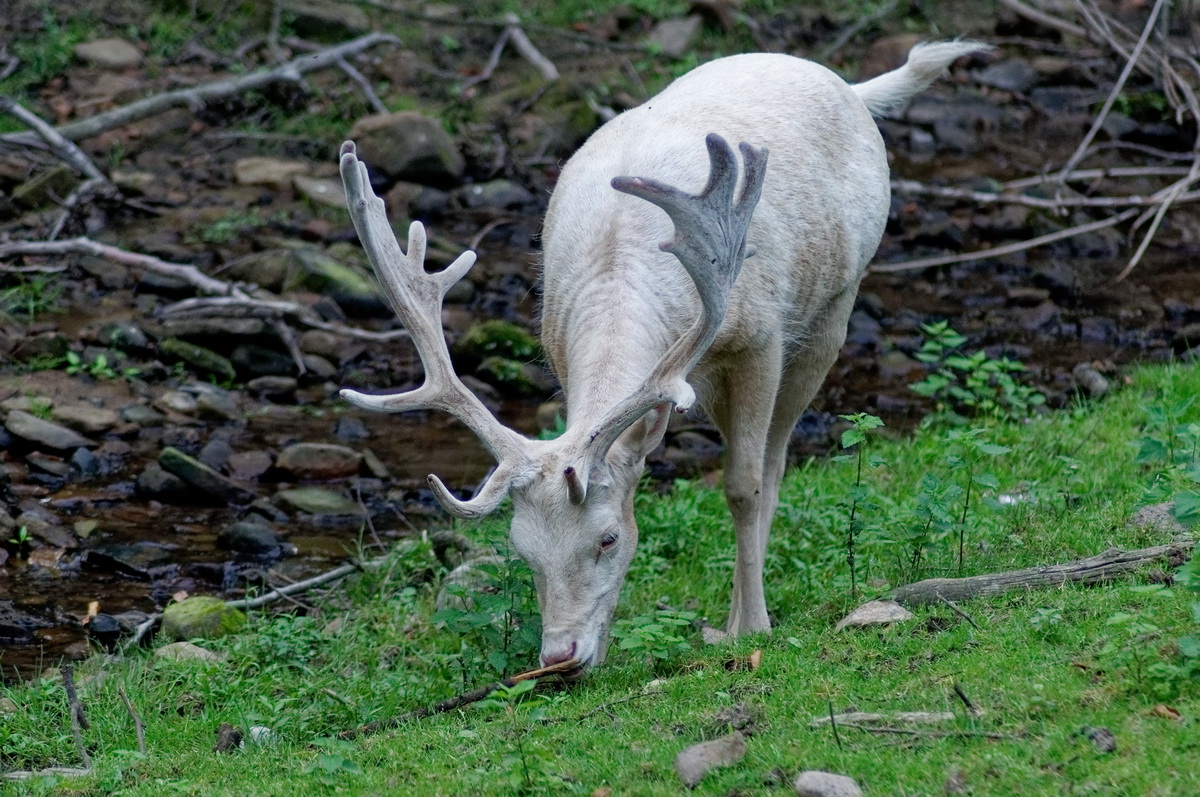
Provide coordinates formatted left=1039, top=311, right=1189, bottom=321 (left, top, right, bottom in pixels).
left=891, top=540, right=1195, bottom=607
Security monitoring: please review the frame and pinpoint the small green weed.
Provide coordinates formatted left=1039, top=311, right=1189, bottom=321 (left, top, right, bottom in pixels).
left=474, top=679, right=566, bottom=794
left=834, top=412, right=885, bottom=598
left=189, top=209, right=268, bottom=245
left=305, top=736, right=363, bottom=787
left=610, top=607, right=697, bottom=663
left=64, top=351, right=120, bottom=380
left=910, top=321, right=1045, bottom=422
left=0, top=274, right=64, bottom=322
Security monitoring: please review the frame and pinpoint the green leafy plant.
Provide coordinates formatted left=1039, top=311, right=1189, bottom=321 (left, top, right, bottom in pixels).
left=190, top=209, right=268, bottom=245
left=0, top=274, right=64, bottom=322
left=943, top=428, right=1010, bottom=573
left=475, top=679, right=563, bottom=794
left=7, top=525, right=32, bottom=557
left=64, top=351, right=120, bottom=380
left=834, top=413, right=885, bottom=598
left=610, top=607, right=696, bottom=662
left=305, top=736, right=363, bottom=787
left=910, top=321, right=1045, bottom=422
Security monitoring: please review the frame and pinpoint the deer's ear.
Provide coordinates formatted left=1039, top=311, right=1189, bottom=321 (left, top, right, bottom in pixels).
left=611, top=403, right=671, bottom=465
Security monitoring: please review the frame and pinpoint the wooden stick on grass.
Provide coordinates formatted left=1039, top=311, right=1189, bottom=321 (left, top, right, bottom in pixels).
left=61, top=665, right=91, bottom=769
left=337, top=658, right=582, bottom=740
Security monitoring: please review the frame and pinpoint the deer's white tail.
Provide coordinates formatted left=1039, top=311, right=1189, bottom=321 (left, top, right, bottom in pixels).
left=852, top=41, right=991, bottom=118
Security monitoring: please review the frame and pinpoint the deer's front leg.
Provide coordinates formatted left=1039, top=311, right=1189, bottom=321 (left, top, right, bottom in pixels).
left=709, top=338, right=782, bottom=635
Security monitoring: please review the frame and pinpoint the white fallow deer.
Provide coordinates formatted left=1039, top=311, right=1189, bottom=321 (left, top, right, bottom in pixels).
left=338, top=41, right=988, bottom=675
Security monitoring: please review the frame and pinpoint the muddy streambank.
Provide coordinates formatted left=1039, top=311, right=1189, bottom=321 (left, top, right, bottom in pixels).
left=3, top=5, right=1200, bottom=681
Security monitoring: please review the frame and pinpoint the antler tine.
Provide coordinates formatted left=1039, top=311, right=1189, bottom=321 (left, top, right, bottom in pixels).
left=338, top=141, right=530, bottom=516
left=576, top=134, right=768, bottom=484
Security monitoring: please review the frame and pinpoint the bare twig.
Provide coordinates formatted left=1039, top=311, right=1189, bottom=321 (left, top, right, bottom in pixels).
left=997, top=0, right=1087, bottom=38
left=892, top=178, right=1200, bottom=209
left=818, top=0, right=900, bottom=62
left=336, top=56, right=388, bottom=114
left=811, top=711, right=956, bottom=727
left=47, top=176, right=112, bottom=240
left=460, top=28, right=513, bottom=93
left=871, top=207, right=1140, bottom=273
left=1057, top=0, right=1169, bottom=185
left=828, top=722, right=1017, bottom=741
left=952, top=681, right=983, bottom=716
left=502, top=13, right=559, bottom=81
left=1114, top=159, right=1200, bottom=281
left=0, top=95, right=109, bottom=181
left=337, top=658, right=583, bottom=740
left=936, top=593, right=981, bottom=629
left=267, top=0, right=285, bottom=63
left=61, top=664, right=92, bottom=769
left=117, top=685, right=147, bottom=755
left=0, top=33, right=399, bottom=147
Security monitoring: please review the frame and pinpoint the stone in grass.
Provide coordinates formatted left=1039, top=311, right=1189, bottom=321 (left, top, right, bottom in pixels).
left=155, top=641, right=226, bottom=663
left=159, top=447, right=257, bottom=505
left=162, top=596, right=246, bottom=641
left=835, top=600, right=914, bottom=632
left=275, top=442, right=363, bottom=480
left=793, top=770, right=863, bottom=797
left=675, top=731, right=746, bottom=788
left=272, top=487, right=362, bottom=516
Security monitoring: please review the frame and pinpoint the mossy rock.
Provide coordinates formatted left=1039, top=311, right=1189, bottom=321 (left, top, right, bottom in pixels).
left=161, top=596, right=246, bottom=641
left=475, top=356, right=537, bottom=396
left=453, top=320, right=540, bottom=368
left=159, top=338, right=237, bottom=382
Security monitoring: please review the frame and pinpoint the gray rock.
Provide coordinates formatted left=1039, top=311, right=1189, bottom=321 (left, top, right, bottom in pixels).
left=1173, top=322, right=1200, bottom=351
left=650, top=15, right=703, bottom=58
left=18, top=512, right=77, bottom=549
left=297, top=330, right=344, bottom=359
left=836, top=600, right=915, bottom=631
left=74, top=38, right=144, bottom=69
left=275, top=443, right=363, bottom=480
left=5, top=410, right=95, bottom=450
left=975, top=58, right=1038, bottom=92
left=158, top=390, right=198, bottom=414
left=159, top=447, right=257, bottom=504
left=69, top=448, right=102, bottom=481
left=27, top=452, right=71, bottom=477
left=233, top=157, right=310, bottom=189
left=272, top=487, right=362, bottom=515
left=454, top=179, right=536, bottom=210
left=292, top=175, right=347, bottom=208
left=198, top=437, right=234, bottom=471
left=195, top=390, right=243, bottom=423
left=159, top=338, right=237, bottom=382
left=51, top=403, right=120, bottom=434
left=301, top=354, right=338, bottom=379
left=333, top=415, right=371, bottom=442
left=218, top=521, right=280, bottom=555
left=96, top=322, right=149, bottom=351
left=227, top=450, right=274, bottom=481
left=1071, top=363, right=1110, bottom=398
left=0, top=600, right=52, bottom=641
left=137, top=462, right=187, bottom=497
left=282, top=0, right=370, bottom=39
left=793, top=771, right=863, bottom=797
left=154, top=641, right=225, bottom=662
left=160, top=317, right=267, bottom=338
left=83, top=542, right=172, bottom=580
left=284, top=247, right=381, bottom=311
left=348, top=111, right=465, bottom=184
left=247, top=376, right=298, bottom=400
left=12, top=331, right=69, bottom=363
left=675, top=731, right=746, bottom=788
left=230, top=344, right=297, bottom=379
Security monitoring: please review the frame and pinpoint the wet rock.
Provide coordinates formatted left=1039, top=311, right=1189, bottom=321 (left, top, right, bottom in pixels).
left=975, top=58, right=1038, bottom=92
left=292, top=175, right=347, bottom=208
left=155, top=640, right=226, bottom=662
left=1015, top=301, right=1059, bottom=331
left=793, top=771, right=863, bottom=797
left=26, top=452, right=71, bottom=477
left=191, top=394, right=240, bottom=426
left=1081, top=726, right=1116, bottom=754
left=162, top=596, right=246, bottom=640
left=286, top=247, right=382, bottom=313
left=159, top=447, right=256, bottom=504
left=161, top=317, right=267, bottom=338
left=1173, top=322, right=1200, bottom=352
left=159, top=338, right=237, bottom=382
left=650, top=15, right=703, bottom=58
left=297, top=330, right=345, bottom=360
left=454, top=179, right=537, bottom=210
left=96, top=322, right=150, bottom=351
left=301, top=353, right=338, bottom=379
left=675, top=731, right=746, bottom=788
left=69, top=448, right=102, bottom=481
left=333, top=415, right=371, bottom=442
left=275, top=443, right=363, bottom=479
left=86, top=613, right=125, bottom=650
left=247, top=376, right=298, bottom=400
left=836, top=600, right=914, bottom=631
left=1006, top=286, right=1050, bottom=306
left=227, top=450, right=273, bottom=481
left=218, top=521, right=280, bottom=556
left=84, top=543, right=172, bottom=580
left=233, top=157, right=310, bottom=189
left=121, top=404, right=165, bottom=426
left=12, top=331, right=69, bottom=363
left=1071, top=363, right=1110, bottom=398
left=5, top=410, right=95, bottom=450
left=19, top=511, right=77, bottom=549
left=360, top=449, right=390, bottom=479
left=273, top=487, right=362, bottom=516
left=0, top=600, right=52, bottom=641
left=845, top=310, right=882, bottom=347
left=74, top=37, right=143, bottom=69
left=137, top=462, right=187, bottom=497
left=348, top=111, right=465, bottom=185
left=198, top=437, right=234, bottom=471
left=51, top=403, right=120, bottom=435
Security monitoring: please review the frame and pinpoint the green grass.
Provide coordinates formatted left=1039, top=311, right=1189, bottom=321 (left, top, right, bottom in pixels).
left=1, top=361, right=1197, bottom=795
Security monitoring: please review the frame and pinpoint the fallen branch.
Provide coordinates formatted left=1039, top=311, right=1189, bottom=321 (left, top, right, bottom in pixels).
left=936, top=594, right=981, bottom=630
left=811, top=711, right=955, bottom=727
left=826, top=722, right=1018, bottom=741
left=891, top=540, right=1195, bottom=606
left=0, top=32, right=399, bottom=147
left=0, top=96, right=108, bottom=181
left=337, top=658, right=582, bottom=740
left=61, top=664, right=92, bottom=770
left=997, top=0, right=1087, bottom=38
left=892, top=178, right=1200, bottom=210
left=502, top=13, right=559, bottom=81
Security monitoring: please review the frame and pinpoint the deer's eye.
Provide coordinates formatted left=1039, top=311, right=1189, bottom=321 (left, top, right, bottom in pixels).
left=599, top=532, right=619, bottom=551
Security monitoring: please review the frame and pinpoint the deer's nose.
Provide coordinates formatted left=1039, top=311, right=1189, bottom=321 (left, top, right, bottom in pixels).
left=540, top=641, right=577, bottom=667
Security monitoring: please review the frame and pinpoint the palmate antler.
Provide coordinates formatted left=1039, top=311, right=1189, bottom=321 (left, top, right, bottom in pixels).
left=567, top=134, right=768, bottom=499
left=338, top=141, right=533, bottom=518
left=339, top=133, right=765, bottom=514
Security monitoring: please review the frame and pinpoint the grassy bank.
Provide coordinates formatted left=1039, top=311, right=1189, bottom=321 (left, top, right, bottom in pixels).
left=3, top=361, right=1199, bottom=796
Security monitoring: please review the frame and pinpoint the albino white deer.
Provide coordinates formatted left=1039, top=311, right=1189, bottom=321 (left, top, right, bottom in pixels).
left=339, top=41, right=988, bottom=674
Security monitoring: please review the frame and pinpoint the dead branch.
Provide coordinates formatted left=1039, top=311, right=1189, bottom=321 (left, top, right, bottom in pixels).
left=117, top=685, right=147, bottom=755
left=818, top=0, right=901, bottom=62
left=825, top=722, right=1018, bottom=741
left=1115, top=159, right=1200, bottom=281
left=1057, top=0, right=1169, bottom=184
left=997, top=0, right=1087, bottom=38
left=337, top=658, right=583, bottom=740
left=936, top=594, right=981, bottom=629
left=892, top=178, right=1200, bottom=209
left=503, top=13, right=559, bottom=81
left=61, top=664, right=92, bottom=769
left=0, top=96, right=109, bottom=181
left=811, top=711, right=955, bottom=727
left=891, top=540, right=1195, bottom=606
left=0, top=32, right=398, bottom=147
left=460, top=28, right=513, bottom=94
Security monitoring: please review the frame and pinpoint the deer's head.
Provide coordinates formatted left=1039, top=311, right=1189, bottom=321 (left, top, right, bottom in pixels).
left=337, top=134, right=765, bottom=673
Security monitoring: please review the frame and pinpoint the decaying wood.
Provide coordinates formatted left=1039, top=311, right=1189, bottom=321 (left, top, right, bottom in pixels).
left=0, top=32, right=398, bottom=148
left=117, top=685, right=148, bottom=755
left=61, top=664, right=92, bottom=769
left=892, top=540, right=1195, bottom=606
left=811, top=711, right=956, bottom=727
left=826, top=722, right=1018, bottom=741
left=337, top=658, right=583, bottom=740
